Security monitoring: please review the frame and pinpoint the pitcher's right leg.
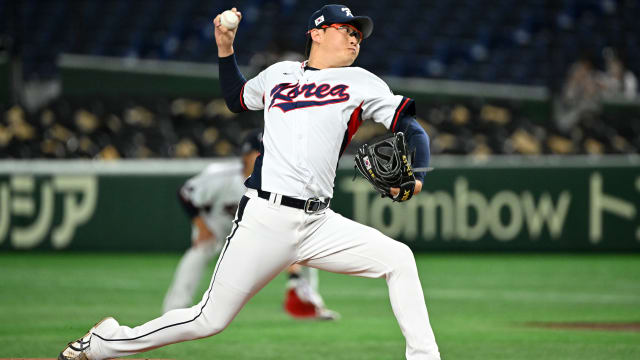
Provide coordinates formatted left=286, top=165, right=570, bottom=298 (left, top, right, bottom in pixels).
left=61, top=194, right=298, bottom=360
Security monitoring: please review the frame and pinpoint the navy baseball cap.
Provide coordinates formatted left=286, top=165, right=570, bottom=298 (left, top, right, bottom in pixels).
left=305, top=4, right=374, bottom=57
left=240, top=129, right=262, bottom=154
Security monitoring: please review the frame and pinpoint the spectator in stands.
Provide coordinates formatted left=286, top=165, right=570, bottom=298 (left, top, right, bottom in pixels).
left=599, top=47, right=637, bottom=100
left=554, top=52, right=602, bottom=132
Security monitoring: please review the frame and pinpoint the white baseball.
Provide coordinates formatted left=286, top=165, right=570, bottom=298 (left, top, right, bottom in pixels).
left=220, top=10, right=239, bottom=30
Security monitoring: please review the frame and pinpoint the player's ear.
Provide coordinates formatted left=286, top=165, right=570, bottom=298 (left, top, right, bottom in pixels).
left=310, top=28, right=324, bottom=44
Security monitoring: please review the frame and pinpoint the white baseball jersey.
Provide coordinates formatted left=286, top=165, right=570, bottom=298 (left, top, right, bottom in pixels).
left=179, top=162, right=246, bottom=238
left=79, top=60, right=440, bottom=360
left=241, top=61, right=411, bottom=199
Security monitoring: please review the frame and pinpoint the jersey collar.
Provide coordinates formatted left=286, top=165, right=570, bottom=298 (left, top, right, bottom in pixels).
left=301, top=60, right=319, bottom=71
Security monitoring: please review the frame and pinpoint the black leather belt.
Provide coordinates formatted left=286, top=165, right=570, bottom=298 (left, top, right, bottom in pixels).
left=257, top=189, right=330, bottom=213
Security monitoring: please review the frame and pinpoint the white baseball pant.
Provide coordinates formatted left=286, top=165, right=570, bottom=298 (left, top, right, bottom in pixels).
left=87, top=189, right=441, bottom=360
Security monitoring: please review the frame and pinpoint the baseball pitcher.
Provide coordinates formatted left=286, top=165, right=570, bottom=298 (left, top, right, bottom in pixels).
left=60, top=5, right=440, bottom=360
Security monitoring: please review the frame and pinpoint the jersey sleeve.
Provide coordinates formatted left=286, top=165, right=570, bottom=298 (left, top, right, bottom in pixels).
left=242, top=68, right=268, bottom=111
left=358, top=70, right=415, bottom=131
left=179, top=170, right=225, bottom=211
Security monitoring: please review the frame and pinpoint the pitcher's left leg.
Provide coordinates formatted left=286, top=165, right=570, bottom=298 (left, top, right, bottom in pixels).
left=298, top=210, right=440, bottom=360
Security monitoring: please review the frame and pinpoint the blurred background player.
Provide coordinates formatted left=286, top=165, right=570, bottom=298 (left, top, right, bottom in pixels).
left=163, top=129, right=339, bottom=320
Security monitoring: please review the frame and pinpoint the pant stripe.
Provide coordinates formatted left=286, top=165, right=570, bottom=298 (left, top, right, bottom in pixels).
left=95, top=196, right=251, bottom=342
left=225, top=195, right=248, bottom=243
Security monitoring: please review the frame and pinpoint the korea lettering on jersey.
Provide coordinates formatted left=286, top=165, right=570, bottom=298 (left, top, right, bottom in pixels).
left=239, top=61, right=412, bottom=200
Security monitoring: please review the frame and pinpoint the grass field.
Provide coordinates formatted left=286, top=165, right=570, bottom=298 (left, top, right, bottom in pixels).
left=1, top=252, right=639, bottom=359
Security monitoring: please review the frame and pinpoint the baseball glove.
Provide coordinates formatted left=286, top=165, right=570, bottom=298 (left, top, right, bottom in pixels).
left=354, top=132, right=416, bottom=202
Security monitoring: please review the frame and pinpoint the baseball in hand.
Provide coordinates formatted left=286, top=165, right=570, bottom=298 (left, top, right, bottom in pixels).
left=220, top=10, right=239, bottom=29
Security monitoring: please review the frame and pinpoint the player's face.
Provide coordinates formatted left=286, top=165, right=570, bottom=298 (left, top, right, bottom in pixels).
left=321, top=24, right=361, bottom=66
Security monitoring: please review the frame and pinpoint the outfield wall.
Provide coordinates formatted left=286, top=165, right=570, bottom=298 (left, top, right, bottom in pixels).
left=0, top=156, right=639, bottom=252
